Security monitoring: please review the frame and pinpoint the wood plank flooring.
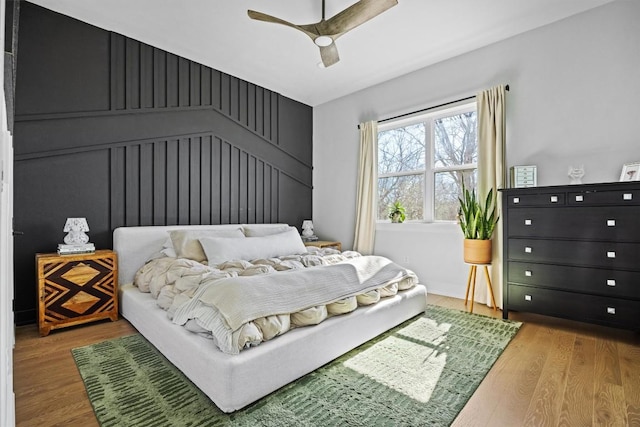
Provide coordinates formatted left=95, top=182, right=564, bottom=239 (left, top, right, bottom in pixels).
left=13, top=294, right=640, bottom=427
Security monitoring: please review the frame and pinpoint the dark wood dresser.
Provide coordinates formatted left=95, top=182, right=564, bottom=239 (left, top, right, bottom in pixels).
left=501, top=182, right=640, bottom=330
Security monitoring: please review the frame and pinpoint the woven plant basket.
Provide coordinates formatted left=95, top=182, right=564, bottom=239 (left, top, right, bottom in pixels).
left=463, top=239, right=492, bottom=264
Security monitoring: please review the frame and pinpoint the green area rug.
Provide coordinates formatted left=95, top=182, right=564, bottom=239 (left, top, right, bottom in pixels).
left=72, top=304, right=521, bottom=426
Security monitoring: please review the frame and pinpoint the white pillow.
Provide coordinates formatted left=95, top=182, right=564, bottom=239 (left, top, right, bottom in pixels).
left=160, top=237, right=177, bottom=258
left=200, top=227, right=307, bottom=264
left=242, top=224, right=293, bottom=237
left=145, top=237, right=177, bottom=262
left=170, top=228, right=245, bottom=262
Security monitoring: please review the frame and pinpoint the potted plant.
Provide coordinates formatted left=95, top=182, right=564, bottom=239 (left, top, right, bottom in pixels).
left=388, top=201, right=406, bottom=223
left=458, top=184, right=499, bottom=264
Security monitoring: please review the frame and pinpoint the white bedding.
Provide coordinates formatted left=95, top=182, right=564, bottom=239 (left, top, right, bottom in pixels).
left=114, top=224, right=428, bottom=412
left=137, top=251, right=417, bottom=354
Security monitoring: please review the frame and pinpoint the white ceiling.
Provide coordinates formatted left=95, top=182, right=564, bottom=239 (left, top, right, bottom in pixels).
left=28, top=0, right=614, bottom=106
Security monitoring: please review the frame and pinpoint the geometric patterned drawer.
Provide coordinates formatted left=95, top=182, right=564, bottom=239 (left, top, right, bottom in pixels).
left=36, top=249, right=118, bottom=336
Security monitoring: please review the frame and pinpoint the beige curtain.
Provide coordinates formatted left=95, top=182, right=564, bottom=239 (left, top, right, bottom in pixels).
left=353, top=121, right=378, bottom=254
left=476, top=85, right=507, bottom=308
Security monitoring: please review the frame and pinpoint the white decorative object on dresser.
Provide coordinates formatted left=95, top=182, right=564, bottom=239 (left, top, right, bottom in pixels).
left=510, top=165, right=537, bottom=188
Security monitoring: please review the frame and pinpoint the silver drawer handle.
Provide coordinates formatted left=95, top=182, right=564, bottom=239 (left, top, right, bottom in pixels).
left=607, top=279, right=616, bottom=287
left=525, top=295, right=532, bottom=301
left=607, top=251, right=616, bottom=258
left=525, top=247, right=532, bottom=253
left=524, top=219, right=532, bottom=226
left=550, top=196, right=558, bottom=203
left=607, top=307, right=616, bottom=315
left=623, top=193, right=633, bottom=200
left=513, top=197, right=520, bottom=204
left=607, top=219, right=616, bottom=227
left=525, top=270, right=532, bottom=277
left=575, top=195, right=584, bottom=202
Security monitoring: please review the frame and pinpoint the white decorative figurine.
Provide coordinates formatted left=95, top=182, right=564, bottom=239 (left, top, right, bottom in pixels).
left=301, top=220, right=314, bottom=238
left=63, top=217, right=90, bottom=245
left=568, top=165, right=585, bottom=185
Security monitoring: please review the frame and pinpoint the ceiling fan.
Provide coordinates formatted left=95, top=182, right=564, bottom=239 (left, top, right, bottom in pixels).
left=247, top=0, right=398, bottom=68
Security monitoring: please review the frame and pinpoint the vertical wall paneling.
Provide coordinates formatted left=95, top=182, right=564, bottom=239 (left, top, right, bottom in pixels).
left=255, top=87, right=264, bottom=136
left=272, top=167, right=279, bottom=221
left=221, top=73, right=231, bottom=116
left=239, top=80, right=248, bottom=126
left=247, top=84, right=256, bottom=131
left=178, top=57, right=190, bottom=107
left=165, top=139, right=179, bottom=225
left=140, top=44, right=154, bottom=109
left=201, top=67, right=211, bottom=107
left=239, top=150, right=248, bottom=224
left=153, top=48, right=166, bottom=108
left=255, top=159, right=264, bottom=224
left=152, top=140, right=166, bottom=225
left=124, top=144, right=140, bottom=225
left=210, top=137, right=222, bottom=225
left=177, top=138, right=190, bottom=224
left=189, top=137, right=201, bottom=224
left=109, top=147, right=125, bottom=229
left=230, top=146, right=240, bottom=225
left=139, top=143, right=154, bottom=225
left=166, top=53, right=179, bottom=108
left=200, top=137, right=212, bottom=224
left=125, top=38, right=140, bottom=110
left=13, top=2, right=312, bottom=324
left=263, top=90, right=271, bottom=141
left=191, top=63, right=201, bottom=107
left=212, top=69, right=221, bottom=110
left=112, top=34, right=126, bottom=110
left=271, top=93, right=279, bottom=144
left=230, top=76, right=239, bottom=122
left=263, top=164, right=272, bottom=223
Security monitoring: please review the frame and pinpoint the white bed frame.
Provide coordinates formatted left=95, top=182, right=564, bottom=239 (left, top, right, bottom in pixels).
left=113, top=224, right=428, bottom=413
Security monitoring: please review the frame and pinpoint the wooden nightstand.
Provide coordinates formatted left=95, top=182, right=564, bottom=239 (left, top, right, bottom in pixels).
left=36, top=249, right=118, bottom=336
left=304, top=241, right=342, bottom=251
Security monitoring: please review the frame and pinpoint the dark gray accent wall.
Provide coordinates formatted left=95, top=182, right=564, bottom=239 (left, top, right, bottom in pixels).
left=13, top=3, right=312, bottom=324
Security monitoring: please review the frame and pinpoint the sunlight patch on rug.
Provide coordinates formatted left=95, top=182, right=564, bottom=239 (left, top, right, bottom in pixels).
left=343, top=316, right=452, bottom=403
left=344, top=334, right=447, bottom=403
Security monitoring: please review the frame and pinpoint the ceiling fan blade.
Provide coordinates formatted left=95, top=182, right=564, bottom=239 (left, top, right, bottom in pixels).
left=319, top=0, right=398, bottom=36
left=320, top=43, right=340, bottom=67
left=248, top=10, right=318, bottom=39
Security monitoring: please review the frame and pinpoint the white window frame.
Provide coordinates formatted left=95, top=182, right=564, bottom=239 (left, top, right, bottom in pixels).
left=377, top=101, right=477, bottom=223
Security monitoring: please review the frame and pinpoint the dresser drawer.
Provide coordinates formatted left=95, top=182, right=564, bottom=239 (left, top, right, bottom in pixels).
left=508, top=239, right=640, bottom=270
left=508, top=206, right=640, bottom=241
left=507, top=284, right=640, bottom=329
left=507, top=261, right=640, bottom=299
left=507, top=192, right=565, bottom=207
left=568, top=189, right=640, bottom=206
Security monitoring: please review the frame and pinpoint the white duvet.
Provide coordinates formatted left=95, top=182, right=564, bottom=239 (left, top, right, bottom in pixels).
left=134, top=248, right=418, bottom=354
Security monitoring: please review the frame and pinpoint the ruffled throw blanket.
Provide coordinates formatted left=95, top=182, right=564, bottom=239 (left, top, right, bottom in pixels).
left=134, top=249, right=418, bottom=354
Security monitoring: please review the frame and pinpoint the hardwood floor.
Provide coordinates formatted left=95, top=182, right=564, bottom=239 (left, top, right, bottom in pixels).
left=13, top=295, right=640, bottom=427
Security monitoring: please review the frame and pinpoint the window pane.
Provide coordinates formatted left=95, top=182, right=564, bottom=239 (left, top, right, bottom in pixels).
left=434, top=111, right=477, bottom=168
left=378, top=174, right=424, bottom=221
left=378, top=124, right=425, bottom=174
left=434, top=169, right=477, bottom=221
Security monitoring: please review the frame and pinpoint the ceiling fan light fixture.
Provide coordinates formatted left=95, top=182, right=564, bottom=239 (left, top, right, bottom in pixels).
left=314, top=35, right=333, bottom=47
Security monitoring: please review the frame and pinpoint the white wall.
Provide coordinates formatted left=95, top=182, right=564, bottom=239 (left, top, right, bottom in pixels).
left=312, top=1, right=640, bottom=299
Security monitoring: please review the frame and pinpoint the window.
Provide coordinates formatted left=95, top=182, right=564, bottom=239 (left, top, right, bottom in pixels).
left=377, top=102, right=477, bottom=222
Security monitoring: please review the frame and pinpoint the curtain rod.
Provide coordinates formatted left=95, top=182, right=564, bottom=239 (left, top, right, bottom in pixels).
left=358, top=84, right=509, bottom=129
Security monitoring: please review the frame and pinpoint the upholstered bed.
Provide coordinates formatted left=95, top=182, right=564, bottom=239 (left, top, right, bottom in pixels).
left=114, top=224, right=428, bottom=413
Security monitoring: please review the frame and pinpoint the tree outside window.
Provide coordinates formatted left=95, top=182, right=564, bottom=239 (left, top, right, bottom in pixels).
left=377, top=103, right=477, bottom=222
